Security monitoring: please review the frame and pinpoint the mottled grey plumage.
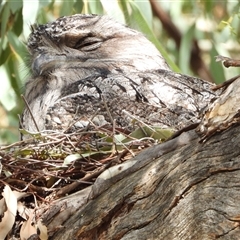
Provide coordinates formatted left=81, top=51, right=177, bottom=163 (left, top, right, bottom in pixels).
left=22, top=14, right=216, bottom=136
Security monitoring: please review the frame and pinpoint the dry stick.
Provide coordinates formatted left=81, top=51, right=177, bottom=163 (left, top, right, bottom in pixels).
left=70, top=109, right=102, bottom=147
left=4, top=163, right=92, bottom=186
left=68, top=105, right=103, bottom=132
left=93, top=96, right=120, bottom=154
left=1, top=130, right=44, bottom=150
left=63, top=134, right=77, bottom=151
left=102, top=95, right=114, bottom=124
left=56, top=162, right=111, bottom=196
left=63, top=104, right=83, bottom=133
left=212, top=55, right=240, bottom=91
left=0, top=139, right=29, bottom=150
left=212, top=74, right=240, bottom=91
left=21, top=94, right=40, bottom=133
left=122, top=109, right=156, bottom=132
left=215, top=55, right=240, bottom=68
left=98, top=125, right=135, bottom=157
left=111, top=119, right=118, bottom=156
left=36, top=137, right=66, bottom=147
left=93, top=106, right=151, bottom=154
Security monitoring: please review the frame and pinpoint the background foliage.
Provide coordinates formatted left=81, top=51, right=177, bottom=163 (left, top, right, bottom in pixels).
left=0, top=0, right=240, bottom=144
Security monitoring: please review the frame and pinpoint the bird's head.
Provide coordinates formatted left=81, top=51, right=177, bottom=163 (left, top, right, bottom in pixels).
left=28, top=14, right=169, bottom=77
left=22, top=14, right=170, bottom=134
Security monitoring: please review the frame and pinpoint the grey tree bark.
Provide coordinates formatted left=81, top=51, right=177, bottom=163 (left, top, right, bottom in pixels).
left=40, top=124, right=240, bottom=240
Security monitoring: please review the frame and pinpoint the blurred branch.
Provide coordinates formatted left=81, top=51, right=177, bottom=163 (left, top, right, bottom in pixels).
left=150, top=0, right=214, bottom=82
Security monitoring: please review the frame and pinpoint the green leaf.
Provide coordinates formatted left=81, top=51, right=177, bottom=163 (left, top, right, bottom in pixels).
left=0, top=128, right=18, bottom=145
left=8, top=0, right=22, bottom=13
left=88, top=0, right=103, bottom=14
left=36, top=7, right=50, bottom=24
left=0, top=3, right=10, bottom=56
left=73, top=1, right=83, bottom=13
left=141, top=127, right=174, bottom=141
left=0, top=44, right=10, bottom=65
left=60, top=0, right=74, bottom=17
left=0, top=65, right=17, bottom=110
left=203, top=0, right=214, bottom=15
left=134, top=1, right=152, bottom=27
left=119, top=0, right=130, bottom=24
left=6, top=30, right=27, bottom=98
left=19, top=128, right=42, bottom=138
left=12, top=10, right=23, bottom=36
left=127, top=1, right=180, bottom=72
left=7, top=29, right=26, bottom=61
left=100, top=0, right=125, bottom=24
left=7, top=30, right=25, bottom=57
left=209, top=47, right=225, bottom=84
left=39, top=0, right=52, bottom=7
left=15, top=149, right=34, bottom=157
left=22, top=0, right=39, bottom=37
left=114, top=133, right=126, bottom=143
left=7, top=58, right=22, bottom=98
left=126, top=126, right=174, bottom=142
left=179, top=23, right=195, bottom=75
left=3, top=170, right=13, bottom=177
left=63, top=153, right=81, bottom=167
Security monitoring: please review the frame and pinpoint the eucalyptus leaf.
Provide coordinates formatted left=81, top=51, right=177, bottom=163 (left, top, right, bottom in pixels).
left=60, top=0, right=74, bottom=17
left=63, top=153, right=81, bottom=167
left=5, top=56, right=21, bottom=98
left=9, top=1, right=22, bottom=14
left=209, top=46, right=225, bottom=84
left=7, top=31, right=25, bottom=59
left=125, top=126, right=174, bottom=142
left=88, top=0, right=103, bottom=15
left=12, top=11, right=23, bottom=36
left=22, top=0, right=39, bottom=37
left=100, top=0, right=125, bottom=24
left=0, top=3, right=10, bottom=56
left=134, top=1, right=152, bottom=27
left=114, top=133, right=126, bottom=143
left=73, top=1, right=84, bottom=13
left=15, top=149, right=34, bottom=157
left=0, top=45, right=10, bottom=65
left=19, top=128, right=42, bottom=138
left=179, top=23, right=195, bottom=75
left=127, top=1, right=180, bottom=72
left=0, top=65, right=16, bottom=110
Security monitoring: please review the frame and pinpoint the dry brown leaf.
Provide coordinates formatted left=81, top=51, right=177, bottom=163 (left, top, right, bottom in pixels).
left=0, top=185, right=17, bottom=239
left=17, top=201, right=31, bottom=221
left=0, top=197, right=6, bottom=217
left=37, top=220, right=48, bottom=240
left=20, top=210, right=37, bottom=240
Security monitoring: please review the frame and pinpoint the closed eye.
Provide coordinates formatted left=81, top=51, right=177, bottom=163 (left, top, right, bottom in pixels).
left=74, top=37, right=102, bottom=51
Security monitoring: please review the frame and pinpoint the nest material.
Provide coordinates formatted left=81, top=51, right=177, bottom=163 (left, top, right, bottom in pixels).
left=0, top=125, right=173, bottom=200
left=0, top=124, right=173, bottom=239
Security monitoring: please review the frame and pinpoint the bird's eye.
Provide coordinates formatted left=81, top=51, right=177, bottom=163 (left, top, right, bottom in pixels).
left=74, top=37, right=102, bottom=51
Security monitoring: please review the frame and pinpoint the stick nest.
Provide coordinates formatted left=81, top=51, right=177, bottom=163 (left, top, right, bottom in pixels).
left=0, top=125, right=173, bottom=202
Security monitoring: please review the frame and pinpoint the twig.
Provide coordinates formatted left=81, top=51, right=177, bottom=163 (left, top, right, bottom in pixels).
left=122, top=109, right=156, bottom=132
left=110, top=119, right=118, bottom=156
left=56, top=162, right=112, bottom=196
left=102, top=95, right=114, bottom=124
left=215, top=55, right=240, bottom=68
left=212, top=74, right=240, bottom=91
left=21, top=94, right=40, bottom=132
